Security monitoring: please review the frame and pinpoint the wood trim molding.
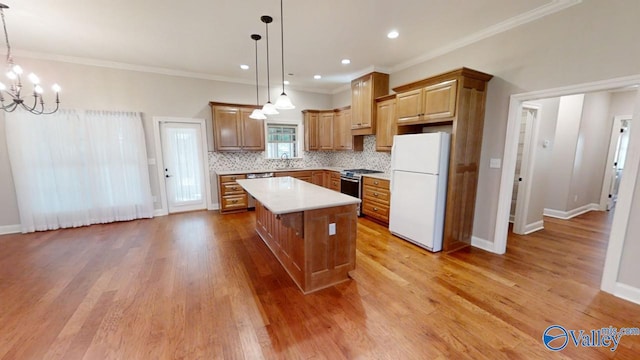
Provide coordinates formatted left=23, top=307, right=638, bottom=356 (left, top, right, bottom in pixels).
left=392, top=68, right=493, bottom=93
left=208, top=101, right=261, bottom=109
left=0, top=224, right=21, bottom=235
left=614, top=282, right=640, bottom=305
left=470, top=236, right=497, bottom=253
left=543, top=204, right=600, bottom=220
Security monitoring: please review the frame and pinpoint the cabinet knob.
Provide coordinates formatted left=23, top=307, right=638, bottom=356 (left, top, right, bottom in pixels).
left=231, top=176, right=236, bottom=180
left=232, top=186, right=238, bottom=190
left=232, top=200, right=238, bottom=204
left=373, top=207, right=379, bottom=211
left=373, top=192, right=379, bottom=196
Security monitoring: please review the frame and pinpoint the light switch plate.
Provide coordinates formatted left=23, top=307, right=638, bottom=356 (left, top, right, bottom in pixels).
left=329, top=223, right=336, bottom=235
left=489, top=158, right=502, bottom=169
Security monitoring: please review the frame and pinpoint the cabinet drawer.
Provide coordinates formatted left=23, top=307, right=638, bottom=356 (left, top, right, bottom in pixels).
left=220, top=174, right=246, bottom=183
left=329, top=179, right=340, bottom=191
left=222, top=194, right=248, bottom=209
left=221, top=183, right=244, bottom=195
left=362, top=202, right=389, bottom=222
left=363, top=177, right=389, bottom=189
left=363, top=185, right=390, bottom=204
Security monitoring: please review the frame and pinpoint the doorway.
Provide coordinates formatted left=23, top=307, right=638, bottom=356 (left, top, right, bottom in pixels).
left=493, top=75, right=640, bottom=299
left=511, top=103, right=540, bottom=234
left=600, top=116, right=631, bottom=211
left=154, top=117, right=211, bottom=214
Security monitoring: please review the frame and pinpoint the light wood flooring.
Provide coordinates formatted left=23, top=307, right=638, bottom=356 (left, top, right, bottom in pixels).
left=1, top=210, right=639, bottom=359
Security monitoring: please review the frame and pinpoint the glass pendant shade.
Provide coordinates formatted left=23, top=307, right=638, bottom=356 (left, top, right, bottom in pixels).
left=275, top=93, right=295, bottom=109
left=249, top=108, right=267, bottom=120
left=262, top=101, right=279, bottom=115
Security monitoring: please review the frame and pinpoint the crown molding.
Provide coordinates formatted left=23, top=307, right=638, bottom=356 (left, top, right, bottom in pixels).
left=389, top=0, right=582, bottom=73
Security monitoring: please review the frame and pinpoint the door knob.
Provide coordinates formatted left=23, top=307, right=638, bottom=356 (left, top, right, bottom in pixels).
left=166, top=174, right=171, bottom=178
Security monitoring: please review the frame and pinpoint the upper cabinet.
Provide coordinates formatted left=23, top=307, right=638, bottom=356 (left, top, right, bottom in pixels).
left=351, top=72, right=389, bottom=135
left=375, top=95, right=397, bottom=152
left=396, top=80, right=457, bottom=125
left=303, top=108, right=362, bottom=151
left=210, top=102, right=265, bottom=152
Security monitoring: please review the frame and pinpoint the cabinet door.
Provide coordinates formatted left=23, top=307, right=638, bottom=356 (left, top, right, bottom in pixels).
left=376, top=99, right=396, bottom=151
left=423, top=80, right=457, bottom=121
left=213, top=106, right=242, bottom=151
left=395, top=89, right=423, bottom=124
left=341, top=109, right=353, bottom=150
left=311, top=171, right=324, bottom=186
left=304, top=113, right=319, bottom=151
left=333, top=111, right=344, bottom=150
left=318, top=112, right=334, bottom=150
left=241, top=108, right=265, bottom=150
left=350, top=81, right=362, bottom=129
left=359, top=77, right=373, bottom=128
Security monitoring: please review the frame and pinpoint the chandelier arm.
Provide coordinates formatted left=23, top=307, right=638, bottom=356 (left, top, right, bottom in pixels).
left=40, top=101, right=59, bottom=115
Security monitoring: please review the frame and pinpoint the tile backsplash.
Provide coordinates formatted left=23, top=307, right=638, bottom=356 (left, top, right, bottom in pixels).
left=208, top=136, right=391, bottom=173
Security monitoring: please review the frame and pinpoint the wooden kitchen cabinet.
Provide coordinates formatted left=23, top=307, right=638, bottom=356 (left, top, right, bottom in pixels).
left=351, top=72, right=389, bottom=135
left=362, top=176, right=390, bottom=224
left=276, top=170, right=313, bottom=183
left=318, top=112, right=334, bottom=150
left=311, top=171, right=324, bottom=186
left=304, top=108, right=362, bottom=151
left=328, top=171, right=341, bottom=192
left=392, top=67, right=493, bottom=252
left=210, top=102, right=265, bottom=151
left=218, top=174, right=248, bottom=213
left=303, top=111, right=319, bottom=151
left=395, top=80, right=457, bottom=125
left=375, top=95, right=397, bottom=152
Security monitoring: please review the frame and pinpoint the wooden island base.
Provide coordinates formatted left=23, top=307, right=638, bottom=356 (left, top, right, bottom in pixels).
left=254, top=201, right=357, bottom=294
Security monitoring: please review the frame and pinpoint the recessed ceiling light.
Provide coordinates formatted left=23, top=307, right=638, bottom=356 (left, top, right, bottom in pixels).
left=240, top=64, right=249, bottom=70
left=314, top=75, right=322, bottom=80
left=284, top=80, right=290, bottom=85
left=387, top=30, right=399, bottom=39
left=341, top=59, right=351, bottom=65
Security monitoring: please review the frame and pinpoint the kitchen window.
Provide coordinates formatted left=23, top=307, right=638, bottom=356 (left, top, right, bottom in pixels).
left=266, top=124, right=299, bottom=159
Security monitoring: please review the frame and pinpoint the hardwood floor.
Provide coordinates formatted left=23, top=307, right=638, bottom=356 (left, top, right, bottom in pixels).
left=1, top=210, right=638, bottom=359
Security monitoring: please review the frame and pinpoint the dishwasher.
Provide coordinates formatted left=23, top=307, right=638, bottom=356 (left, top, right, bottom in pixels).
left=245, top=172, right=274, bottom=208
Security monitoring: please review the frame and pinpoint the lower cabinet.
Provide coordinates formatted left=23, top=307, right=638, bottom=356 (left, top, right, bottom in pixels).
left=327, top=171, right=341, bottom=192
left=276, top=171, right=312, bottom=183
left=218, top=174, right=248, bottom=213
left=361, top=176, right=390, bottom=223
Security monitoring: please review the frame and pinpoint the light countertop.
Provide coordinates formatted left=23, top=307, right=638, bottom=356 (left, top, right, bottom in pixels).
left=215, top=167, right=343, bottom=176
left=236, top=177, right=361, bottom=214
left=362, top=173, right=390, bottom=181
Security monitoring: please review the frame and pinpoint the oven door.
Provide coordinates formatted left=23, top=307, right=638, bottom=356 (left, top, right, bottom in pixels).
left=340, top=176, right=362, bottom=215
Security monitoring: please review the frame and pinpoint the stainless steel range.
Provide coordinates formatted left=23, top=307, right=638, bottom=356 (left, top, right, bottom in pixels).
left=340, top=168, right=383, bottom=215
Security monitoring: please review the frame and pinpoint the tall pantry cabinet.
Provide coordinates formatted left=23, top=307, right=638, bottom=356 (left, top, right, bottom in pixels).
left=391, top=68, right=493, bottom=252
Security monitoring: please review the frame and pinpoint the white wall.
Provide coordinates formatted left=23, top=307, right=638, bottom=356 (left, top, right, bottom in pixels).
left=570, top=92, right=611, bottom=208
left=545, top=94, right=584, bottom=211
left=526, top=97, right=560, bottom=225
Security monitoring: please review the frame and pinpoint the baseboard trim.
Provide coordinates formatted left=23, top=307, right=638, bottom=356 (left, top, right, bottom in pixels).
left=154, top=209, right=168, bottom=217
left=523, top=220, right=544, bottom=234
left=613, top=282, right=640, bottom=305
left=0, top=224, right=21, bottom=235
left=471, top=236, right=499, bottom=254
left=208, top=203, right=220, bottom=211
left=543, top=203, right=600, bottom=220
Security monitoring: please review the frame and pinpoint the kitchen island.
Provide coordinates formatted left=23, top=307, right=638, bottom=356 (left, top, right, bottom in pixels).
left=236, top=177, right=360, bottom=294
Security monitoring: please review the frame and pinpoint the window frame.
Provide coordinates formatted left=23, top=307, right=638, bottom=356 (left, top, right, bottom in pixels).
left=265, top=123, right=301, bottom=159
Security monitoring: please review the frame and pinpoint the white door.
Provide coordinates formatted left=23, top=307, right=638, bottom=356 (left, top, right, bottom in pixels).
left=608, top=120, right=630, bottom=210
left=161, top=122, right=207, bottom=213
left=512, top=105, right=539, bottom=234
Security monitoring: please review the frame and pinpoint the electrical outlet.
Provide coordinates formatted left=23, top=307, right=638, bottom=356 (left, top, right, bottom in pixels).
left=329, top=223, right=336, bottom=235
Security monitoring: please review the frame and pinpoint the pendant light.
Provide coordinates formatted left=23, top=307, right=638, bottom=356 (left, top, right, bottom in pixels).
left=274, top=0, right=295, bottom=109
left=260, top=15, right=278, bottom=115
left=249, top=34, right=266, bottom=120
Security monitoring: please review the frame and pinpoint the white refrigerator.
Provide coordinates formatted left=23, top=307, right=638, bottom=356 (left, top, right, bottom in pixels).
left=389, top=132, right=450, bottom=252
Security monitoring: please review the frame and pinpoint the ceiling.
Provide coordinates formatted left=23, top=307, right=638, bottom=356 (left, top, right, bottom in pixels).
left=4, top=0, right=577, bottom=94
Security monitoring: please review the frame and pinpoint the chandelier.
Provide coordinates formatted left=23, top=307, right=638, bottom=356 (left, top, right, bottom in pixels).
left=0, top=3, right=60, bottom=114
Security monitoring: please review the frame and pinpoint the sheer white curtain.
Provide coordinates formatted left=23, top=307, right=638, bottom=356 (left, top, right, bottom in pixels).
left=5, top=109, right=154, bottom=233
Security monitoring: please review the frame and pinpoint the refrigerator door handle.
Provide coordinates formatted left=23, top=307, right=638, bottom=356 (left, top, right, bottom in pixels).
left=390, top=141, right=396, bottom=194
